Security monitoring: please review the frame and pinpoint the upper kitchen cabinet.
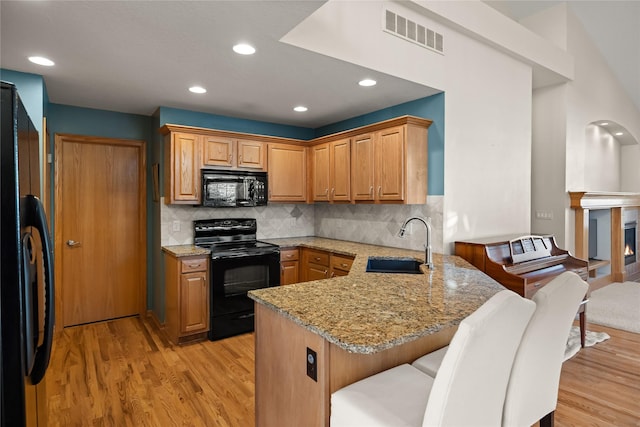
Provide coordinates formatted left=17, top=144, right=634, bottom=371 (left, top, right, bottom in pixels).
left=267, top=143, right=307, bottom=202
left=312, top=139, right=351, bottom=202
left=164, top=131, right=201, bottom=204
left=202, top=136, right=266, bottom=170
left=351, top=119, right=430, bottom=204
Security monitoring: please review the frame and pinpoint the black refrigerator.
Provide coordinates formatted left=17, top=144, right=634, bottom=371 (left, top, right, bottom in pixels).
left=1, top=81, right=55, bottom=426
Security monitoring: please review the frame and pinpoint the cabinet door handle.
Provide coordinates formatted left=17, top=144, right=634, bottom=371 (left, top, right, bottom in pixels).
left=229, top=154, right=233, bottom=162
left=325, top=188, right=329, bottom=195
left=66, top=239, right=81, bottom=247
left=330, top=271, right=335, bottom=278
left=238, top=154, right=242, bottom=162
left=188, top=263, right=201, bottom=268
left=323, top=270, right=328, bottom=276
left=341, top=263, right=348, bottom=268
left=314, top=257, right=321, bottom=261
left=378, top=186, right=382, bottom=197
left=331, top=188, right=335, bottom=198
left=369, top=186, right=373, bottom=196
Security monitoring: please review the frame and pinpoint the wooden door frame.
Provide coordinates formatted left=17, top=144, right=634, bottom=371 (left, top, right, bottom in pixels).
left=54, top=133, right=147, bottom=327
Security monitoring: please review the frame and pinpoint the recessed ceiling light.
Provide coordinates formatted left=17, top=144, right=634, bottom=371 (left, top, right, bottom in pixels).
left=189, top=86, right=207, bottom=94
left=615, top=132, right=624, bottom=136
left=600, top=122, right=609, bottom=126
left=293, top=106, right=308, bottom=112
left=233, top=43, right=256, bottom=55
left=359, top=79, right=377, bottom=87
left=28, top=56, right=54, bottom=66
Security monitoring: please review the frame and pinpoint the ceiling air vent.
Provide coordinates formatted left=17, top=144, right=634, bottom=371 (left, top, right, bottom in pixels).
left=384, top=9, right=444, bottom=54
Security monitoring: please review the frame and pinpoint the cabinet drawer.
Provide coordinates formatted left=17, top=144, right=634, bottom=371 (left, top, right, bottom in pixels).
left=331, top=254, right=354, bottom=272
left=280, top=248, right=299, bottom=262
left=181, top=257, right=208, bottom=273
left=304, top=249, right=330, bottom=267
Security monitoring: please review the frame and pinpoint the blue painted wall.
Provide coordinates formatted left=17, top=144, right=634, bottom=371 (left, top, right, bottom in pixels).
left=1, top=69, right=45, bottom=136
left=48, top=103, right=153, bottom=141
left=314, top=93, right=445, bottom=195
left=159, top=106, right=315, bottom=140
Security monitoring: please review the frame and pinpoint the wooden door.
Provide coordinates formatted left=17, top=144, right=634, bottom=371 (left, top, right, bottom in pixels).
left=351, top=133, right=375, bottom=201
left=267, top=143, right=307, bottom=202
left=376, top=126, right=405, bottom=201
left=55, top=134, right=146, bottom=327
left=203, top=136, right=235, bottom=167
left=237, top=139, right=265, bottom=170
left=312, top=143, right=330, bottom=201
left=330, top=138, right=351, bottom=202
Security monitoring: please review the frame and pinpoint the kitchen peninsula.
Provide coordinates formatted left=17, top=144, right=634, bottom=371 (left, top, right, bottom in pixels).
left=248, top=237, right=505, bottom=427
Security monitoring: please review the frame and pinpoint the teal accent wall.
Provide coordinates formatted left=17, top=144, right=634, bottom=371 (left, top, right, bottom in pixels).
left=48, top=104, right=153, bottom=141
left=1, top=69, right=45, bottom=136
left=159, top=107, right=315, bottom=140
left=314, top=93, right=445, bottom=195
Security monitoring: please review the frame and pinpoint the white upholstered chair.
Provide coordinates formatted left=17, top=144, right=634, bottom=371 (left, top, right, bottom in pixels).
left=411, top=272, right=588, bottom=427
left=502, top=271, right=588, bottom=427
left=330, top=290, right=536, bottom=427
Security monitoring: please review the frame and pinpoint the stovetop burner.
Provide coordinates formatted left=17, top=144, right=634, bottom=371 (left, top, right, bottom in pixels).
left=194, top=218, right=279, bottom=258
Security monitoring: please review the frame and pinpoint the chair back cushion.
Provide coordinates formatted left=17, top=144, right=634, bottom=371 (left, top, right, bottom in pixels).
left=502, top=272, right=588, bottom=426
left=422, top=290, right=535, bottom=427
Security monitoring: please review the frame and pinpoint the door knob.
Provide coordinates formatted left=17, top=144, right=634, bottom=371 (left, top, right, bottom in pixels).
left=66, top=240, right=81, bottom=247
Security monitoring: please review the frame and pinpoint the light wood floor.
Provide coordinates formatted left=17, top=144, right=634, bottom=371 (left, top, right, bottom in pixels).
left=47, top=317, right=640, bottom=427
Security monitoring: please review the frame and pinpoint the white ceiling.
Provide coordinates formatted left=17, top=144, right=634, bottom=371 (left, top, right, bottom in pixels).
left=1, top=1, right=638, bottom=129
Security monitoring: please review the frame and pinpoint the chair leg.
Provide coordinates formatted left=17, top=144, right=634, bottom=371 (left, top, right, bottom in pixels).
left=540, top=410, right=555, bottom=427
left=579, top=310, right=586, bottom=348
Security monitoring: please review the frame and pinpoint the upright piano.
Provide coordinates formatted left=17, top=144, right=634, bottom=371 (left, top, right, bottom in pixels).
left=455, top=234, right=589, bottom=345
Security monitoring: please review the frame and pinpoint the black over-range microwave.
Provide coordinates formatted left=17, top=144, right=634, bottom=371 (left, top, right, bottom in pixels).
left=201, top=169, right=268, bottom=207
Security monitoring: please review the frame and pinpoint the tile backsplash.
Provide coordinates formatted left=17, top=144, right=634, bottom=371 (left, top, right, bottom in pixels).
left=160, top=196, right=444, bottom=253
left=160, top=200, right=315, bottom=246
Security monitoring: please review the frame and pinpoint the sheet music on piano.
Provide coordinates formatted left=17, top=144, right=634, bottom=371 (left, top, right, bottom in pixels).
left=509, top=235, right=553, bottom=264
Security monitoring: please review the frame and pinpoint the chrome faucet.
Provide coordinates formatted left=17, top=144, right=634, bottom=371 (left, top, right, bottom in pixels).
left=398, top=217, right=433, bottom=270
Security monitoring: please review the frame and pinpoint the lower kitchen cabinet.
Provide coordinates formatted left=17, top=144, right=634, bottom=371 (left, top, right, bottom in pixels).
left=280, top=247, right=299, bottom=285
left=300, top=248, right=355, bottom=282
left=330, top=253, right=354, bottom=278
left=164, top=253, right=210, bottom=344
left=301, top=248, right=330, bottom=282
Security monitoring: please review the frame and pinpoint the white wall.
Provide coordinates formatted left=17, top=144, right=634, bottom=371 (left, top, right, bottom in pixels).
left=522, top=3, right=640, bottom=252
left=283, top=0, right=537, bottom=253
left=622, top=144, right=640, bottom=192
left=584, top=124, right=621, bottom=191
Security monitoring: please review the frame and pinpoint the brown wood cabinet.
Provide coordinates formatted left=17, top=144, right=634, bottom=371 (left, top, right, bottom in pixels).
left=312, top=139, right=351, bottom=202
left=164, top=132, right=201, bottom=204
left=164, top=253, right=210, bottom=344
left=161, top=116, right=430, bottom=206
left=280, top=247, right=300, bottom=285
left=301, top=248, right=330, bottom=282
left=202, top=136, right=266, bottom=170
left=351, top=122, right=428, bottom=204
left=330, top=253, right=354, bottom=278
left=267, top=143, right=307, bottom=202
left=300, top=248, right=354, bottom=282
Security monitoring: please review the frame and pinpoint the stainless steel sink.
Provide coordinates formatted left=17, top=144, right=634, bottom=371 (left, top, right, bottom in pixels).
left=365, top=257, right=424, bottom=274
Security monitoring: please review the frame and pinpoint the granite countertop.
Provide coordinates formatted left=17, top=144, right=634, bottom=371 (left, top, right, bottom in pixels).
left=162, top=244, right=211, bottom=258
left=250, top=237, right=505, bottom=354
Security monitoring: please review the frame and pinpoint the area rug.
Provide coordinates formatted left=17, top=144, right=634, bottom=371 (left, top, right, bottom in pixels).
left=587, top=281, right=640, bottom=334
left=564, top=326, right=610, bottom=361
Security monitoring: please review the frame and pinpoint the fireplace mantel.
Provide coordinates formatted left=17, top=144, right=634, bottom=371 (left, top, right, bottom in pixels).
left=569, top=191, right=640, bottom=287
left=569, top=191, right=640, bottom=209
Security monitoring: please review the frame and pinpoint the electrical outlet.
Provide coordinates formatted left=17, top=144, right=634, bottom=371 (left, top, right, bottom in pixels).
left=535, top=211, right=553, bottom=220
left=172, top=220, right=181, bottom=232
left=306, top=347, right=317, bottom=381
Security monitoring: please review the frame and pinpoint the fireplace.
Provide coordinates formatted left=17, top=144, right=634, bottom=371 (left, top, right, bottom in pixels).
left=625, top=221, right=637, bottom=266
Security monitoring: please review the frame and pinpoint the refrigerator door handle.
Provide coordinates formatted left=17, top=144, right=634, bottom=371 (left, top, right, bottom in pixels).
left=25, top=194, right=55, bottom=385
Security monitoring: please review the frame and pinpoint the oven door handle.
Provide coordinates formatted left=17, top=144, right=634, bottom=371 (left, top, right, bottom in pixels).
left=237, top=313, right=255, bottom=320
left=211, top=250, right=279, bottom=260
